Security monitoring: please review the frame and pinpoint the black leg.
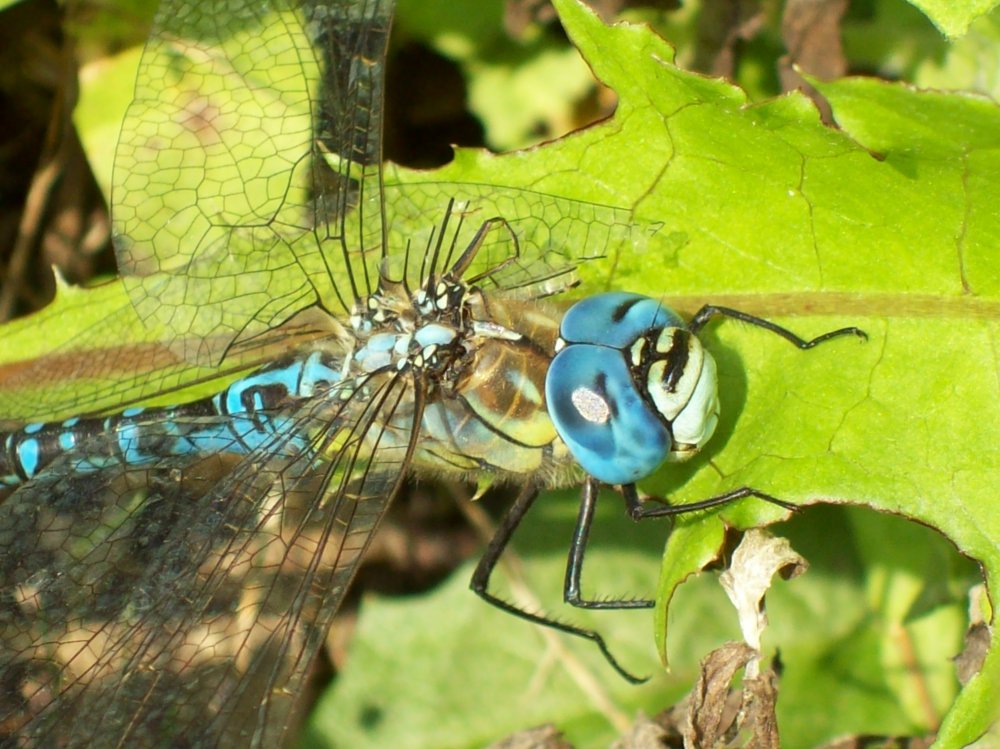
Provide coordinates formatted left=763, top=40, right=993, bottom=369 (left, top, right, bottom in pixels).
left=688, top=304, right=867, bottom=347
left=563, top=480, right=797, bottom=612
left=450, top=216, right=518, bottom=282
left=564, top=477, right=655, bottom=610
left=470, top=481, right=647, bottom=684
left=621, top=483, right=797, bottom=520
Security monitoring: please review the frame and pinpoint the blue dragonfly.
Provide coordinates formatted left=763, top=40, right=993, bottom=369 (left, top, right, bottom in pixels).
left=0, top=0, right=865, bottom=746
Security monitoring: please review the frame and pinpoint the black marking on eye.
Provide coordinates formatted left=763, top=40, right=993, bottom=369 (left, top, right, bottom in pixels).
left=661, top=329, right=690, bottom=393
left=594, top=372, right=619, bottom=420
left=611, top=297, right=642, bottom=323
left=623, top=333, right=663, bottom=425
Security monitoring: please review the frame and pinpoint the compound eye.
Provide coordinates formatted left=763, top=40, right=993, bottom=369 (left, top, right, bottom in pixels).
left=546, top=343, right=671, bottom=485
left=559, top=292, right=684, bottom=347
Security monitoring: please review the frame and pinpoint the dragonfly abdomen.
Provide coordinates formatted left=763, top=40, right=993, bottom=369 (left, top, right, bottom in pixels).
left=0, top=350, right=344, bottom=488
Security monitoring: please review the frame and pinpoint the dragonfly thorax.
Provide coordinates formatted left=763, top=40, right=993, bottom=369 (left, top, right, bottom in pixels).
left=365, top=278, right=577, bottom=482
left=347, top=275, right=473, bottom=377
left=546, top=292, right=720, bottom=486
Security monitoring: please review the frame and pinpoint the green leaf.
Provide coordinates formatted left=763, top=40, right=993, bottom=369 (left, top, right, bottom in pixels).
left=906, top=0, right=1000, bottom=38
left=913, top=11, right=1000, bottom=100
left=75, top=47, right=144, bottom=198
left=0, top=275, right=281, bottom=420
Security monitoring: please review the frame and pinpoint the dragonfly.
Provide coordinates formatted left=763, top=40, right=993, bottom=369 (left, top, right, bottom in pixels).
left=0, top=0, right=866, bottom=746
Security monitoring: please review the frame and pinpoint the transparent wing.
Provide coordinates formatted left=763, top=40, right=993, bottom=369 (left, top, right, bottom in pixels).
left=0, top=369, right=418, bottom=748
left=0, top=0, right=395, bottom=420
left=0, top=292, right=340, bottom=423
left=113, top=0, right=395, bottom=365
left=379, top=181, right=649, bottom=299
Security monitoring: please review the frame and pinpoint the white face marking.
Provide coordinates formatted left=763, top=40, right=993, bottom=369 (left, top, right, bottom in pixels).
left=571, top=386, right=611, bottom=424
left=655, top=331, right=676, bottom=354
left=648, top=331, right=704, bottom=421
left=671, top=351, right=719, bottom=449
left=630, top=337, right=646, bottom=367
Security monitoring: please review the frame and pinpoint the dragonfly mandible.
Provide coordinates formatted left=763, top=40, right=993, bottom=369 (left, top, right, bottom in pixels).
left=0, top=0, right=866, bottom=746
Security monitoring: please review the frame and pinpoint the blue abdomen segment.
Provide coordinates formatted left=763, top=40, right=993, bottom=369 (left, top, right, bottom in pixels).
left=0, top=351, right=343, bottom=488
left=546, top=344, right=671, bottom=485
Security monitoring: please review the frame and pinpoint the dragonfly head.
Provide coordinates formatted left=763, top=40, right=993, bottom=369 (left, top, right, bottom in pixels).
left=545, top=292, right=719, bottom=486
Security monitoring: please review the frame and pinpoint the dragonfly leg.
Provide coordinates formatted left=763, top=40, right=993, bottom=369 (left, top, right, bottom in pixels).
left=470, top=481, right=647, bottom=684
left=564, top=477, right=655, bottom=610
left=564, top=481, right=798, bottom=611
left=449, top=215, right=517, bottom=282
left=621, top=482, right=798, bottom=520
left=687, top=304, right=867, bottom=347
